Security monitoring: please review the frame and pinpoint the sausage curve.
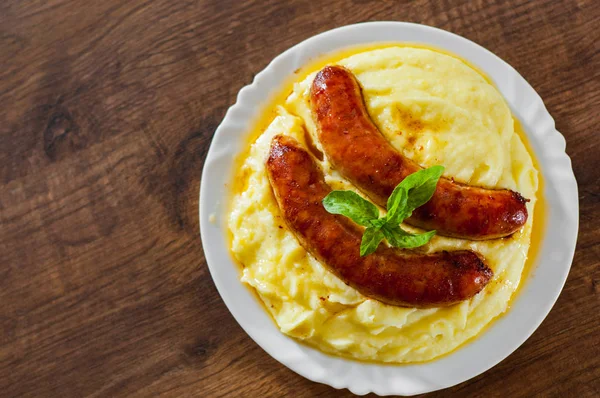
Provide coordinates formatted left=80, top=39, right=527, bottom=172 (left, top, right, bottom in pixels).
left=310, top=65, right=528, bottom=240
left=266, top=134, right=492, bottom=307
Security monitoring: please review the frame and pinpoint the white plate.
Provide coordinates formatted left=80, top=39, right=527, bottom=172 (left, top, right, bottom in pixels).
left=199, top=22, right=578, bottom=396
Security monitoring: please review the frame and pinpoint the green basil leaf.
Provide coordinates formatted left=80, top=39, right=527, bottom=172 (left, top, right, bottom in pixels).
left=398, top=165, right=445, bottom=218
left=322, top=165, right=443, bottom=257
left=369, top=218, right=387, bottom=229
left=382, top=225, right=436, bottom=249
left=360, top=227, right=385, bottom=256
left=323, top=190, right=379, bottom=227
left=385, top=184, right=408, bottom=226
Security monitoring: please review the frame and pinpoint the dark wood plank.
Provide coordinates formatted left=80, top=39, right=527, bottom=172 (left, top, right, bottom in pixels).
left=0, top=0, right=598, bottom=396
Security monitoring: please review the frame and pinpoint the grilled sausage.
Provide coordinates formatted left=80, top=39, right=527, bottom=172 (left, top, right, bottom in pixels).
left=310, top=65, right=528, bottom=240
left=266, top=134, right=492, bottom=307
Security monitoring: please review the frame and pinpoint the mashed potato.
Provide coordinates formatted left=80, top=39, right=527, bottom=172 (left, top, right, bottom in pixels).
left=228, top=47, right=538, bottom=363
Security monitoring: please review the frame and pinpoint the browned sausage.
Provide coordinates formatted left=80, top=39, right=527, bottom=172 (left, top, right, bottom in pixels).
left=266, top=134, right=492, bottom=308
left=310, top=65, right=528, bottom=240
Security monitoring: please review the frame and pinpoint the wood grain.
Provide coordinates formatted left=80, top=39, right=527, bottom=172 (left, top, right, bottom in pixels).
left=0, top=0, right=598, bottom=396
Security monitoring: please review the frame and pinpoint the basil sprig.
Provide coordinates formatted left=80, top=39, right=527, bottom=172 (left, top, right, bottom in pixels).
left=322, top=166, right=445, bottom=256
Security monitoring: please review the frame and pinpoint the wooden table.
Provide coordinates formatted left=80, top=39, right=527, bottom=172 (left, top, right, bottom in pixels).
left=1, top=1, right=598, bottom=396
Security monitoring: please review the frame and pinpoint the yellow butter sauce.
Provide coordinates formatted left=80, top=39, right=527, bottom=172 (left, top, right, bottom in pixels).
left=511, top=118, right=546, bottom=300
